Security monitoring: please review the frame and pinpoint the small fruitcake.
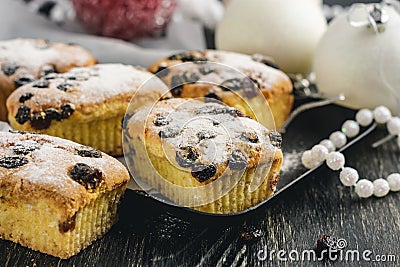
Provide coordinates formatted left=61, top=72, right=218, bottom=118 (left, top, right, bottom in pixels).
left=6, top=64, right=168, bottom=156
left=124, top=98, right=282, bottom=214
left=148, top=50, right=293, bottom=128
left=0, top=131, right=129, bottom=258
left=0, top=38, right=96, bottom=121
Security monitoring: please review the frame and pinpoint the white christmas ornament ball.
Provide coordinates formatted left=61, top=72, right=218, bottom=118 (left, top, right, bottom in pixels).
left=340, top=167, right=359, bottom=186
left=216, top=0, right=327, bottom=75
left=311, top=144, right=329, bottom=163
left=313, top=4, right=400, bottom=114
left=373, top=106, right=392, bottom=124
left=319, top=139, right=336, bottom=152
left=329, top=131, right=347, bottom=149
left=301, top=150, right=317, bottom=169
left=387, top=117, right=400, bottom=135
left=373, top=178, right=390, bottom=197
left=326, top=152, right=345, bottom=171
left=355, top=179, right=374, bottom=198
left=341, top=120, right=360, bottom=138
left=387, top=173, right=400, bottom=192
left=355, top=109, right=374, bottom=127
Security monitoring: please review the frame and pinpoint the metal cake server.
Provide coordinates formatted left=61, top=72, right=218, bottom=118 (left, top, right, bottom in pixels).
left=123, top=123, right=377, bottom=217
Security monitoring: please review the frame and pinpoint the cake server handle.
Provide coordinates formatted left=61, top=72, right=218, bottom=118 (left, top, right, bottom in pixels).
left=121, top=123, right=377, bottom=216
left=115, top=157, right=143, bottom=191
left=272, top=122, right=377, bottom=199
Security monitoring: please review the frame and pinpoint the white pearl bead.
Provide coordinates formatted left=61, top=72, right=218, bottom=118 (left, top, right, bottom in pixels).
left=326, top=152, right=345, bottom=171
left=329, top=131, right=347, bottom=149
left=373, top=106, right=392, bottom=124
left=340, top=167, right=359, bottom=186
left=356, top=109, right=373, bottom=127
left=387, top=173, right=400, bottom=192
left=319, top=139, right=335, bottom=152
left=387, top=117, right=400, bottom=135
left=341, top=120, right=360, bottom=138
left=310, top=144, right=329, bottom=163
left=301, top=150, right=318, bottom=169
left=355, top=179, right=374, bottom=198
left=373, top=178, right=390, bottom=197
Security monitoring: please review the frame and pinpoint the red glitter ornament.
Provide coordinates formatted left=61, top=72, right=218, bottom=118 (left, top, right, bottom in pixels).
left=72, top=0, right=177, bottom=41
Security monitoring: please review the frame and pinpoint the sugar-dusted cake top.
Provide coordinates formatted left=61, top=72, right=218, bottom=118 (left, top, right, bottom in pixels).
left=127, top=98, right=281, bottom=183
left=0, top=38, right=95, bottom=78
left=7, top=64, right=167, bottom=129
left=0, top=131, right=129, bottom=212
left=148, top=50, right=292, bottom=92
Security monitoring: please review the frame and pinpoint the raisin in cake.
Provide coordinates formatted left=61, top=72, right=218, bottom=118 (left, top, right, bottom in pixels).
left=148, top=50, right=293, bottom=128
left=124, top=98, right=282, bottom=214
left=0, top=131, right=129, bottom=258
left=6, top=64, right=168, bottom=156
left=0, top=38, right=96, bottom=121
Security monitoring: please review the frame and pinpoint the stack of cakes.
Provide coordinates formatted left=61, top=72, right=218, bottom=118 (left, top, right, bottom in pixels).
left=0, top=38, right=291, bottom=258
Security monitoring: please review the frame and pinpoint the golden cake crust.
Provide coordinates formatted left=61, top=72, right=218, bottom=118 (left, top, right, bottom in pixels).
left=0, top=131, right=129, bottom=218
left=6, top=64, right=159, bottom=122
left=148, top=50, right=293, bottom=128
left=0, top=131, right=129, bottom=258
left=6, top=64, right=168, bottom=155
left=0, top=38, right=96, bottom=121
left=125, top=98, right=282, bottom=213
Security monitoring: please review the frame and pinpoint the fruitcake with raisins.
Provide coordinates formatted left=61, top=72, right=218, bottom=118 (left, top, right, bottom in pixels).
left=0, top=130, right=129, bottom=258
left=148, top=50, right=293, bottom=128
left=6, top=64, right=168, bottom=156
left=0, top=38, right=96, bottom=121
left=124, top=98, right=282, bottom=214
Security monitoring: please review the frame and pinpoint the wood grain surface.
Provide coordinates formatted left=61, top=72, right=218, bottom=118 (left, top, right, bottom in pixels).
left=0, top=1, right=395, bottom=265
left=1, top=103, right=399, bottom=267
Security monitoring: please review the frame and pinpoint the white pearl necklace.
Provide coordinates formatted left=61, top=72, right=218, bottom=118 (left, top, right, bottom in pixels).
left=301, top=105, right=400, bottom=198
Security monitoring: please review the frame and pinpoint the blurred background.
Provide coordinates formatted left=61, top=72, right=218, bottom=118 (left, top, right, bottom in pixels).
left=2, top=0, right=393, bottom=77
left=327, top=0, right=379, bottom=4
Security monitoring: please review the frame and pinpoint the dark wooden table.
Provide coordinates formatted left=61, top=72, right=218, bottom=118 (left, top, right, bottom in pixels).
left=1, top=103, right=399, bottom=267
left=1, top=0, right=397, bottom=265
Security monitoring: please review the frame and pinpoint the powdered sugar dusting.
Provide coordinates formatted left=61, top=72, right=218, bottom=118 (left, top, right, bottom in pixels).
left=128, top=99, right=277, bottom=166
left=0, top=39, right=92, bottom=75
left=280, top=149, right=302, bottom=173
left=0, top=39, right=58, bottom=72
left=0, top=122, right=11, bottom=132
left=0, top=131, right=129, bottom=201
left=205, top=50, right=289, bottom=88
left=8, top=64, right=165, bottom=110
left=67, top=64, right=154, bottom=101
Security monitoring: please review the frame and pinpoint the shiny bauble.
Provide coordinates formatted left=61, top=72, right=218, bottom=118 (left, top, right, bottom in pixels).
left=216, top=0, right=327, bottom=75
left=313, top=4, right=400, bottom=114
left=73, top=0, right=177, bottom=41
